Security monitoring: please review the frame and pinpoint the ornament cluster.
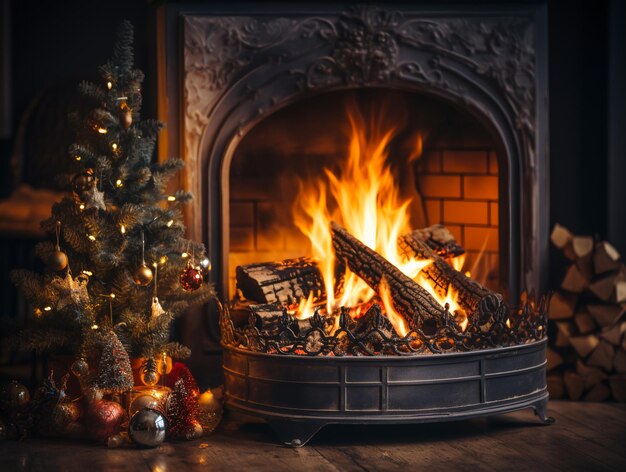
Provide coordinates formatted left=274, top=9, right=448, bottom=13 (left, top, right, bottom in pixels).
left=0, top=363, right=223, bottom=448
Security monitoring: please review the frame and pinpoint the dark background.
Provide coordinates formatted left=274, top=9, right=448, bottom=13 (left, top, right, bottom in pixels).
left=0, top=0, right=624, bottom=386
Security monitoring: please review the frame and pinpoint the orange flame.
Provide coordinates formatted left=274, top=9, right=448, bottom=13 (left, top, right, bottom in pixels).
left=293, top=107, right=472, bottom=334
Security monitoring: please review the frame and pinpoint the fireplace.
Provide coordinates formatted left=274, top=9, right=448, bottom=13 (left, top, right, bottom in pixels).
left=157, top=3, right=551, bottom=445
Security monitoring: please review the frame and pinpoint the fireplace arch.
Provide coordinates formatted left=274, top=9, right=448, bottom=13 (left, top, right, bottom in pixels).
left=159, top=4, right=548, bottom=308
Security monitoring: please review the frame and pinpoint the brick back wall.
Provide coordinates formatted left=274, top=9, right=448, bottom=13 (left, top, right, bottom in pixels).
left=417, top=148, right=499, bottom=289
left=228, top=147, right=500, bottom=296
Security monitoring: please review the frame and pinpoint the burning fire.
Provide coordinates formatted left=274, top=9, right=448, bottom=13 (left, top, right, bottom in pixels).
left=293, top=109, right=468, bottom=336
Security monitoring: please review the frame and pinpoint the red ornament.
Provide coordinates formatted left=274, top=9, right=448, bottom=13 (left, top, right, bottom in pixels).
left=85, top=400, right=126, bottom=442
left=179, top=262, right=203, bottom=291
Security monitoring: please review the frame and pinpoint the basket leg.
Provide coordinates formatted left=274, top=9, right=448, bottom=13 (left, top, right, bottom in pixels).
left=268, top=420, right=325, bottom=447
left=533, top=398, right=555, bottom=424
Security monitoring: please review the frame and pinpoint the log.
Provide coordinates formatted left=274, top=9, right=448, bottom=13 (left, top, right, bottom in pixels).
left=600, top=322, right=626, bottom=346
left=402, top=224, right=465, bottom=258
left=563, top=372, right=585, bottom=400
left=398, top=233, right=496, bottom=313
left=594, top=241, right=621, bottom=274
left=587, top=304, right=626, bottom=327
left=555, top=322, right=574, bottom=348
left=572, top=236, right=594, bottom=259
left=587, top=341, right=615, bottom=372
left=551, top=224, right=574, bottom=251
left=589, top=271, right=626, bottom=303
left=576, top=253, right=595, bottom=281
left=236, top=257, right=325, bottom=305
left=248, top=303, right=293, bottom=335
left=613, top=349, right=626, bottom=373
left=547, top=347, right=564, bottom=371
left=609, top=375, right=626, bottom=402
left=561, top=264, right=589, bottom=293
left=331, top=221, right=443, bottom=325
left=350, top=303, right=396, bottom=339
left=547, top=374, right=564, bottom=399
left=576, top=360, right=608, bottom=389
left=584, top=382, right=611, bottom=402
left=549, top=292, right=576, bottom=320
left=574, top=312, right=596, bottom=334
left=569, top=334, right=599, bottom=358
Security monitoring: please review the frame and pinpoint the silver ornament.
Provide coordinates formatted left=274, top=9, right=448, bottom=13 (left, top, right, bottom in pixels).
left=128, top=408, right=167, bottom=448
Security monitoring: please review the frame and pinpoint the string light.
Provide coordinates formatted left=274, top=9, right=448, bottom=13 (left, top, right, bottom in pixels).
left=120, top=225, right=126, bottom=234
left=44, top=306, right=52, bottom=312
left=91, top=324, right=99, bottom=330
left=112, top=143, right=118, bottom=151
left=34, top=308, right=43, bottom=317
left=88, top=234, right=96, bottom=241
left=82, top=270, right=93, bottom=276
left=79, top=204, right=85, bottom=211
left=75, top=155, right=81, bottom=161
left=181, top=252, right=189, bottom=259
left=107, top=81, right=112, bottom=90
left=166, top=220, right=174, bottom=227
left=167, top=196, right=176, bottom=202
left=159, top=255, right=168, bottom=265
left=110, top=293, right=116, bottom=299
left=116, top=179, right=123, bottom=188
left=97, top=127, right=108, bottom=134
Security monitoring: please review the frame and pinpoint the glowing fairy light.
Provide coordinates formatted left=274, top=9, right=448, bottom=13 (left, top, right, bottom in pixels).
left=79, top=204, right=85, bottom=210
left=120, top=225, right=126, bottom=234
left=115, top=179, right=123, bottom=188
left=82, top=270, right=93, bottom=276
left=97, top=127, right=108, bottom=134
left=44, top=306, right=52, bottom=312
left=107, top=81, right=112, bottom=90
left=167, top=196, right=176, bottom=202
left=166, top=220, right=174, bottom=227
left=88, top=234, right=96, bottom=241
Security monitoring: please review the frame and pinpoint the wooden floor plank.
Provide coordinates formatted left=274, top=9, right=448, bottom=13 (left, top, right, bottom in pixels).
left=0, top=402, right=624, bottom=471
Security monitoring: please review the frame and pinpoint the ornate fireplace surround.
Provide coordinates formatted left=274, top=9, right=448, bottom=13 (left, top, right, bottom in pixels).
left=157, top=3, right=549, bottom=304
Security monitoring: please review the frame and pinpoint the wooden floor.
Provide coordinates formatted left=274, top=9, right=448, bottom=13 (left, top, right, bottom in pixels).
left=1, top=401, right=625, bottom=471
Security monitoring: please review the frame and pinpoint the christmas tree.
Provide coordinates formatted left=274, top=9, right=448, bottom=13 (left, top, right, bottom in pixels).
left=10, top=21, right=214, bottom=387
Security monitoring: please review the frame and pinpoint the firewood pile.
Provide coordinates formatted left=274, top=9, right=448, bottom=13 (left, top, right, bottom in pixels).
left=547, top=224, right=626, bottom=402
left=221, top=223, right=547, bottom=356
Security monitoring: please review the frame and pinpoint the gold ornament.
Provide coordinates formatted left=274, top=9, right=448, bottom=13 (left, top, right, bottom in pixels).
left=141, top=370, right=159, bottom=387
left=133, top=264, right=153, bottom=286
left=151, top=296, right=164, bottom=318
left=120, top=101, right=132, bottom=129
left=133, top=231, right=153, bottom=286
left=49, top=221, right=68, bottom=271
left=196, top=388, right=223, bottom=434
left=107, top=433, right=124, bottom=448
left=49, top=251, right=68, bottom=271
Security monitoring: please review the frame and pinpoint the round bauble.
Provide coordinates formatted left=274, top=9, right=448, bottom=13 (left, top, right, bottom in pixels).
left=48, top=250, right=68, bottom=271
left=1, top=381, right=30, bottom=410
left=130, top=394, right=161, bottom=415
left=120, top=110, right=133, bottom=130
left=64, top=421, right=86, bottom=440
left=85, top=400, right=126, bottom=442
left=197, top=389, right=223, bottom=434
left=133, top=264, right=153, bottom=286
left=107, top=433, right=124, bottom=448
left=72, top=170, right=95, bottom=194
left=128, top=408, right=167, bottom=448
left=71, top=358, right=89, bottom=377
left=186, top=421, right=203, bottom=440
left=141, top=369, right=159, bottom=387
left=179, top=264, right=203, bottom=292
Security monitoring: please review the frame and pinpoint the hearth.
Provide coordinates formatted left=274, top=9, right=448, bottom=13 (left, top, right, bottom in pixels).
left=158, top=3, right=551, bottom=446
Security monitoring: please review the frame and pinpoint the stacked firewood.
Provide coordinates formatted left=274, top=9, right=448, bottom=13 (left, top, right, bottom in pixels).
left=547, top=224, right=626, bottom=402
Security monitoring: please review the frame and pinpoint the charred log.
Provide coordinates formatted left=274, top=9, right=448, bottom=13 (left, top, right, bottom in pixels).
left=330, top=221, right=443, bottom=325
left=236, top=257, right=325, bottom=305
left=249, top=303, right=295, bottom=336
left=398, top=233, right=497, bottom=313
left=403, top=224, right=465, bottom=258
